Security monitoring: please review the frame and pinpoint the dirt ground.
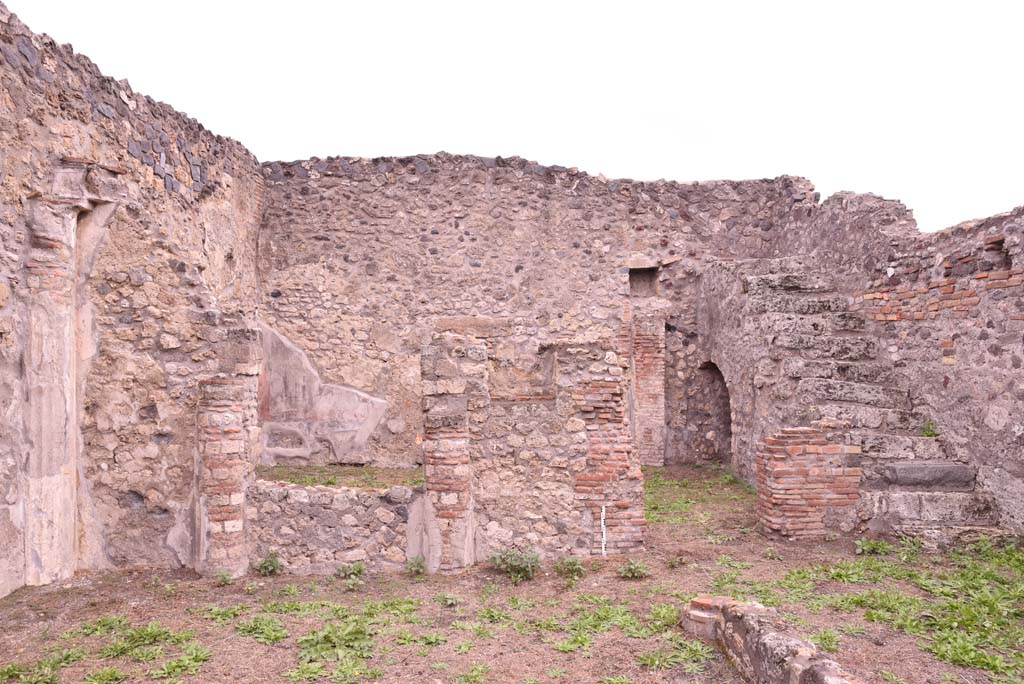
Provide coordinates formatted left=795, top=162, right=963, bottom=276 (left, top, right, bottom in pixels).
left=0, top=464, right=1018, bottom=684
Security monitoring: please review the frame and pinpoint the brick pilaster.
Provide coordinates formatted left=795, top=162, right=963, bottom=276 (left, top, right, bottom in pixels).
left=195, top=376, right=252, bottom=577
left=567, top=345, right=646, bottom=555
left=756, top=427, right=862, bottom=539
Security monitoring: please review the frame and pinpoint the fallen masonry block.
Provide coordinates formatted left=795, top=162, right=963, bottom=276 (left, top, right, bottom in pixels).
left=680, top=595, right=866, bottom=684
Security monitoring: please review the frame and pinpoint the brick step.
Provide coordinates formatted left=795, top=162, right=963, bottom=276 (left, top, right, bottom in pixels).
left=851, top=433, right=955, bottom=461
left=747, top=294, right=851, bottom=315
left=781, top=359, right=894, bottom=384
left=743, top=272, right=835, bottom=294
left=770, top=334, right=878, bottom=361
left=811, top=404, right=927, bottom=433
left=754, top=312, right=865, bottom=337
left=861, top=461, right=977, bottom=492
left=796, top=378, right=911, bottom=410
left=860, top=490, right=996, bottom=527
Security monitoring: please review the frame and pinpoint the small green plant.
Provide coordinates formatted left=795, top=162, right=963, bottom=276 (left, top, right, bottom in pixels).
left=855, top=537, right=894, bottom=555
left=489, top=548, right=540, bottom=584
left=920, top=420, right=940, bottom=437
left=297, top=617, right=374, bottom=662
left=715, top=554, right=753, bottom=569
left=129, top=645, right=163, bottom=663
left=477, top=606, right=511, bottom=623
left=553, top=557, right=585, bottom=585
left=65, top=615, right=128, bottom=637
left=203, top=603, right=247, bottom=623
left=617, top=559, right=650, bottom=580
left=879, top=671, right=907, bottom=683
left=455, top=663, right=490, bottom=684
left=0, top=665, right=25, bottom=682
left=506, top=596, right=535, bottom=611
left=343, top=576, right=364, bottom=592
left=601, top=677, right=631, bottom=684
left=764, top=546, right=782, bottom=560
left=83, top=668, right=127, bottom=684
left=336, top=562, right=365, bottom=580
left=255, top=551, right=282, bottom=576
left=148, top=643, right=211, bottom=679
left=636, top=648, right=681, bottom=670
left=433, top=592, right=460, bottom=608
left=809, top=627, right=840, bottom=653
left=646, top=603, right=681, bottom=632
left=214, top=570, right=235, bottom=586
left=237, top=615, right=289, bottom=644
left=283, top=662, right=326, bottom=682
left=405, top=555, right=426, bottom=576
left=454, top=641, right=473, bottom=654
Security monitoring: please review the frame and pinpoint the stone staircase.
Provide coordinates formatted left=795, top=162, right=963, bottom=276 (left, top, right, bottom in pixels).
left=744, top=267, right=1000, bottom=545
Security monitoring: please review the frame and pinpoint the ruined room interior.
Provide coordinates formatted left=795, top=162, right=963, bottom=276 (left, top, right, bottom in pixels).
left=1, top=0, right=1022, bottom=601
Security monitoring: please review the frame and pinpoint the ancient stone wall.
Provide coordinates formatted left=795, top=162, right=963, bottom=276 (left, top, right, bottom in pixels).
left=247, top=480, right=419, bottom=574
left=256, top=157, right=818, bottom=469
left=1, top=0, right=1022, bottom=597
left=0, top=2, right=264, bottom=597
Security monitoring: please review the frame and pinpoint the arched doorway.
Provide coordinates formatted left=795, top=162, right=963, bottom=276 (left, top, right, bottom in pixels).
left=666, top=360, right=733, bottom=465
left=691, top=362, right=733, bottom=464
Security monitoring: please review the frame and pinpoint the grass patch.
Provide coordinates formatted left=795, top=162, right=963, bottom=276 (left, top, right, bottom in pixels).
left=237, top=615, right=289, bottom=644
left=255, top=465, right=424, bottom=489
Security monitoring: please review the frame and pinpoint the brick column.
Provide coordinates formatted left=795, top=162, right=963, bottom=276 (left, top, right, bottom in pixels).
left=566, top=344, right=646, bottom=555
left=421, top=334, right=486, bottom=571
left=756, top=427, right=862, bottom=539
left=632, top=308, right=666, bottom=466
left=195, top=376, right=251, bottom=577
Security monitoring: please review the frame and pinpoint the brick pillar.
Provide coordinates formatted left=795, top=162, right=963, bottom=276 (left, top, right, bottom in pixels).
left=421, top=334, right=487, bottom=571
left=195, top=376, right=252, bottom=577
left=756, top=427, right=862, bottom=539
left=632, top=308, right=666, bottom=466
left=566, top=344, right=646, bottom=555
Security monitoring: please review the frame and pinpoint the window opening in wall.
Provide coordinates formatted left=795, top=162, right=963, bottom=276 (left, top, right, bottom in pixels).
left=629, top=267, right=659, bottom=297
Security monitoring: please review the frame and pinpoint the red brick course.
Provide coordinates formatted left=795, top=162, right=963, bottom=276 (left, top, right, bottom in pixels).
left=756, top=427, right=862, bottom=539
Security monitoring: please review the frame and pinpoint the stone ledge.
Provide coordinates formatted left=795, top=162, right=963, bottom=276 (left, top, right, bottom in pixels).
left=681, top=595, right=866, bottom=684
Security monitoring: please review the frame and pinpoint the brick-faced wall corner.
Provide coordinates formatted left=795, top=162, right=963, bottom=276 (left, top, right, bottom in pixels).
left=756, top=427, right=862, bottom=539
left=195, top=376, right=254, bottom=577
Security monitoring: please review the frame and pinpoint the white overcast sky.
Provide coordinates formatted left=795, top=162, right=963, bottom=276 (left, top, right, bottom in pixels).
left=12, top=0, right=1023, bottom=231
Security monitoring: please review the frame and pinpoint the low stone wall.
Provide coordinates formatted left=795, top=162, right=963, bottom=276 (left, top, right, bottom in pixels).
left=681, top=595, right=865, bottom=684
left=246, top=479, right=423, bottom=574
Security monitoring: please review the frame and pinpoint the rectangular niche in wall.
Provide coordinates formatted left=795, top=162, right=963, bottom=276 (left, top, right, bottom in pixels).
left=629, top=267, right=659, bottom=297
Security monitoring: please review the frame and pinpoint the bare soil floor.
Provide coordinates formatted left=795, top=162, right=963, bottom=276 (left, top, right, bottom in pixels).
left=1, top=465, right=1020, bottom=684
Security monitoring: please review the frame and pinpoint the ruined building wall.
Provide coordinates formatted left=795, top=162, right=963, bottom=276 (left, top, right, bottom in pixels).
left=256, top=157, right=817, bottom=471
left=0, top=4, right=265, bottom=597
left=696, top=194, right=1023, bottom=540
